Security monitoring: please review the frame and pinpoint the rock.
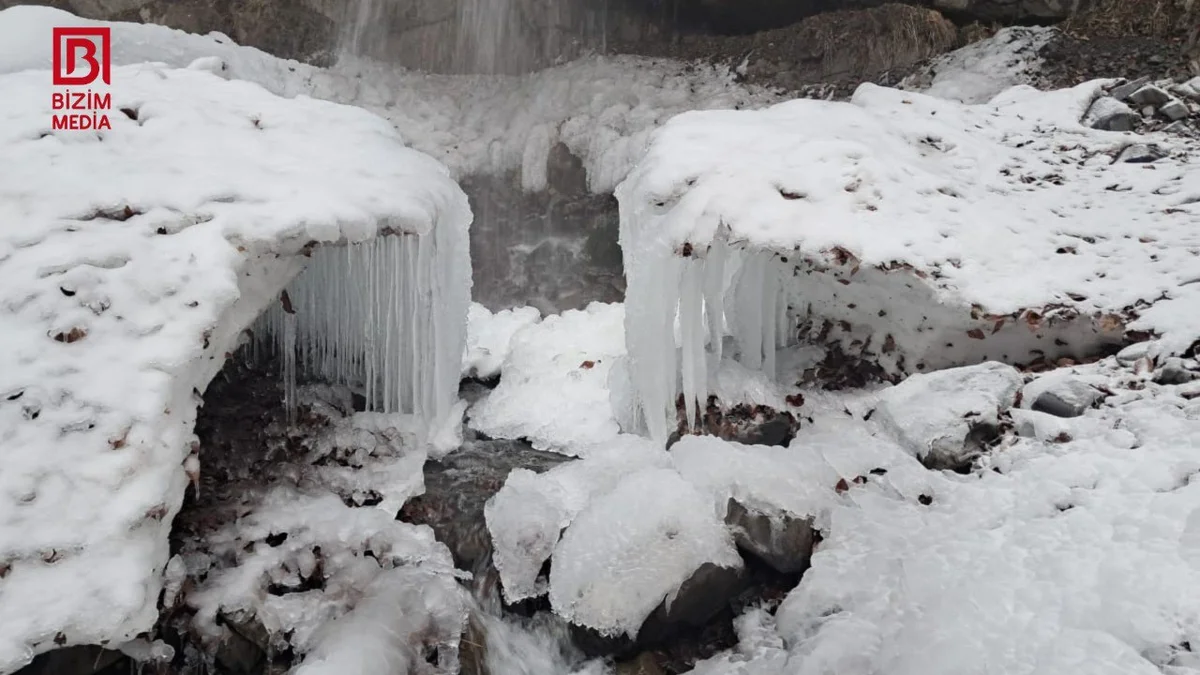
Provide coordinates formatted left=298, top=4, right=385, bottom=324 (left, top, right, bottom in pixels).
left=724, top=498, right=815, bottom=575
left=875, top=362, right=1022, bottom=472
left=1029, top=379, right=1103, bottom=418
left=1084, top=96, right=1139, bottom=131
left=459, top=611, right=491, bottom=675
left=398, top=439, right=568, bottom=571
left=1109, top=77, right=1151, bottom=102
left=1116, top=341, right=1152, bottom=365
left=1154, top=357, right=1198, bottom=385
left=1115, top=143, right=1166, bottom=163
left=616, top=652, right=666, bottom=675
left=15, top=646, right=127, bottom=675
left=636, top=563, right=748, bottom=646
left=1160, top=99, right=1190, bottom=121
left=1181, top=77, right=1200, bottom=101
left=1129, top=84, right=1173, bottom=107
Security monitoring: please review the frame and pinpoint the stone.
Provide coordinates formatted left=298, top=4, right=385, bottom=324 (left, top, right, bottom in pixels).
left=1155, top=357, right=1198, bottom=385
left=616, top=652, right=666, bottom=675
left=15, top=646, right=126, bottom=675
left=1116, top=341, right=1152, bottom=365
left=1160, top=99, right=1190, bottom=121
left=1029, top=379, right=1103, bottom=418
left=875, top=361, right=1023, bottom=472
left=636, top=562, right=748, bottom=646
left=1182, top=77, right=1200, bottom=101
left=1115, top=143, right=1166, bottom=163
left=1084, top=96, right=1139, bottom=132
left=1129, top=84, right=1173, bottom=107
left=1109, top=77, right=1151, bottom=102
left=724, top=498, right=815, bottom=575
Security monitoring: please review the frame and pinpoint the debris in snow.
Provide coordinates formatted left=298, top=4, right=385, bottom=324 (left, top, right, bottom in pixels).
left=874, top=362, right=1022, bottom=471
left=0, top=60, right=469, bottom=671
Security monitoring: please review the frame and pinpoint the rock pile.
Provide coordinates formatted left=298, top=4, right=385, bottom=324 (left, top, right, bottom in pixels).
left=1084, top=76, right=1200, bottom=135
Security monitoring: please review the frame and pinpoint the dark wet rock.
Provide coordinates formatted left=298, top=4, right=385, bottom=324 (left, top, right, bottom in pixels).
left=638, top=563, right=748, bottom=644
left=14, top=646, right=127, bottom=675
left=214, top=612, right=268, bottom=674
left=459, top=611, right=491, bottom=675
left=668, top=397, right=801, bottom=449
left=725, top=498, right=815, bottom=575
left=1030, top=380, right=1103, bottom=418
left=398, top=439, right=569, bottom=570
left=616, top=652, right=667, bottom=675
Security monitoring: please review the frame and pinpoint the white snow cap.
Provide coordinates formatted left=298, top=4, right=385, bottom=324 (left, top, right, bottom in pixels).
left=0, top=62, right=469, bottom=671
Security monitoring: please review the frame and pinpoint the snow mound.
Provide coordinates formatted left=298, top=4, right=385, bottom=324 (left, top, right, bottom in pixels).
left=469, top=302, right=627, bottom=454
left=0, top=6, right=779, bottom=195
left=773, top=357, right=1200, bottom=675
left=900, top=27, right=1056, bottom=104
left=485, top=435, right=669, bottom=604
left=619, top=79, right=1200, bottom=442
left=463, top=302, right=543, bottom=380
left=548, top=467, right=742, bottom=638
left=0, top=63, right=468, bottom=671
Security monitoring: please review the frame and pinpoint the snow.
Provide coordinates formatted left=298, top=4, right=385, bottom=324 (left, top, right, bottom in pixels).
left=469, top=302, right=627, bottom=454
left=619, top=77, right=1200, bottom=442
left=900, top=26, right=1056, bottom=104
left=463, top=302, right=543, bottom=380
left=485, top=435, right=669, bottom=604
left=0, top=6, right=778, bottom=195
left=0, top=59, right=469, bottom=672
left=548, top=467, right=743, bottom=638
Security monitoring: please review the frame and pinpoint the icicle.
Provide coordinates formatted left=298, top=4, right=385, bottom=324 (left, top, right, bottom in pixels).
left=762, top=258, right=778, bottom=381
left=702, top=241, right=728, bottom=370
left=679, top=261, right=705, bottom=431
left=281, top=292, right=297, bottom=428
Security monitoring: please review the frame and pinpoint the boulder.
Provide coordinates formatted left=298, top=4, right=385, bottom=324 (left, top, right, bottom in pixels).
left=875, top=362, right=1022, bottom=472
left=1109, top=76, right=1152, bottom=102
left=1161, top=99, right=1191, bottom=121
left=1028, top=379, right=1103, bottom=418
left=1084, top=96, right=1139, bottom=132
left=725, top=498, right=815, bottom=575
left=1129, top=84, right=1174, bottom=107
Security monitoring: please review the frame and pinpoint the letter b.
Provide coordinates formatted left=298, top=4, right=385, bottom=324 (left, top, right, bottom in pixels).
left=53, top=27, right=111, bottom=86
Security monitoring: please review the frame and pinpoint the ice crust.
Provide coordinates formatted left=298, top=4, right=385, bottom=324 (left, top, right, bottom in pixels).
left=0, top=60, right=468, bottom=671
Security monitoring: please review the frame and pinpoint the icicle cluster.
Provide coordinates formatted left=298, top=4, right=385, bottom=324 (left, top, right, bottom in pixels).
left=256, top=230, right=471, bottom=424
left=621, top=234, right=791, bottom=445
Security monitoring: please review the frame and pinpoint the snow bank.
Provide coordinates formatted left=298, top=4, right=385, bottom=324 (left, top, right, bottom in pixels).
left=0, top=5, right=779, bottom=195
left=618, top=79, right=1200, bottom=442
left=0, top=62, right=468, bottom=671
left=469, top=302, right=627, bottom=454
left=485, top=435, right=669, bottom=604
left=548, top=468, right=743, bottom=638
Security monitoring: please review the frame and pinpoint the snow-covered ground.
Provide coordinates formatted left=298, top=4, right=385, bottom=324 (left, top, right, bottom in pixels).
left=0, top=56, right=469, bottom=673
left=619, top=76, right=1200, bottom=441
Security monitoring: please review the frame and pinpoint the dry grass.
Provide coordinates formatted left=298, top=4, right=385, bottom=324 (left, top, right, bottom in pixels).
left=1063, top=0, right=1198, bottom=40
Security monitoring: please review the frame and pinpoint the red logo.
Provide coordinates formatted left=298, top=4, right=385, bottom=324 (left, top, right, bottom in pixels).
left=52, top=27, right=110, bottom=86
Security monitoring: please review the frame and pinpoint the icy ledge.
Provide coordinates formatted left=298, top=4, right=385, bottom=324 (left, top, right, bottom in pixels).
left=618, top=80, right=1200, bottom=443
left=0, top=64, right=469, bottom=672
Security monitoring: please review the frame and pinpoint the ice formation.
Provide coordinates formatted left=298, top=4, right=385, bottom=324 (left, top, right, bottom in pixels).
left=463, top=302, right=543, bottom=380
left=484, top=435, right=669, bottom=604
left=548, top=467, right=743, bottom=638
left=469, top=302, right=627, bottom=453
left=618, top=79, right=1200, bottom=443
left=0, top=60, right=468, bottom=670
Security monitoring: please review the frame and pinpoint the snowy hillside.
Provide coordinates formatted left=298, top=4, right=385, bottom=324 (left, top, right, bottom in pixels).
left=0, top=62, right=469, bottom=671
left=618, top=79, right=1200, bottom=441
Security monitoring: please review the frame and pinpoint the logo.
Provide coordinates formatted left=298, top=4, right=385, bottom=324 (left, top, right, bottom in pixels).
left=51, top=27, right=112, bottom=131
